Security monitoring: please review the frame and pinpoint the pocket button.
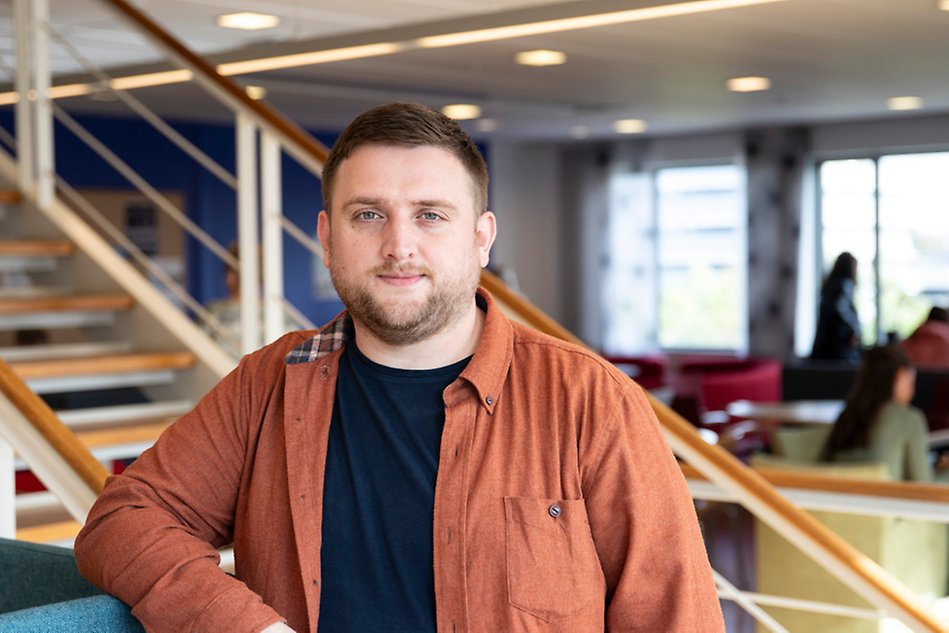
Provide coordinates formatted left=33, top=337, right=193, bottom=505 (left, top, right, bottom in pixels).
left=548, top=503, right=562, bottom=518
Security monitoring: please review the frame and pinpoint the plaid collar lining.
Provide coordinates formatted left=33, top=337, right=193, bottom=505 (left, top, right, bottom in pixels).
left=284, top=313, right=351, bottom=365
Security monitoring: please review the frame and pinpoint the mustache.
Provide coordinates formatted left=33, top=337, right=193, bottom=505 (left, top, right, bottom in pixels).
left=372, top=263, right=432, bottom=276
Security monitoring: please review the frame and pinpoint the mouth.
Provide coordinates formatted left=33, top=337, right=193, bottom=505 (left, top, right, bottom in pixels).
left=375, top=268, right=428, bottom=286
left=378, top=273, right=423, bottom=284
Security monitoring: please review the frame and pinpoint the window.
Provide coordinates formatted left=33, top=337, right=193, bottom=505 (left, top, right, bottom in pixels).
left=603, top=164, right=746, bottom=354
left=818, top=152, right=949, bottom=344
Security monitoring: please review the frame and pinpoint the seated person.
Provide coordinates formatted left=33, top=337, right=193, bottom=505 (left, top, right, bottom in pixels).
left=903, top=306, right=949, bottom=369
left=820, top=345, right=945, bottom=482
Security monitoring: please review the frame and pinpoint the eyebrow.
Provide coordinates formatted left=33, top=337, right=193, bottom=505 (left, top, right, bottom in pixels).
left=341, top=196, right=458, bottom=210
left=342, top=197, right=383, bottom=208
left=415, top=199, right=458, bottom=210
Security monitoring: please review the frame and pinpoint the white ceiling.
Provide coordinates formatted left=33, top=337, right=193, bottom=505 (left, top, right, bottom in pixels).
left=2, top=0, right=949, bottom=141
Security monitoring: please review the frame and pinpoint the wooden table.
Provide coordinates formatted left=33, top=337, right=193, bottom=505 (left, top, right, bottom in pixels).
left=728, top=400, right=949, bottom=448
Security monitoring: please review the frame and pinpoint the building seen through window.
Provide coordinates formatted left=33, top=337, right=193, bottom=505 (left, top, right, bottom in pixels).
left=819, top=151, right=949, bottom=345
left=603, top=163, right=746, bottom=354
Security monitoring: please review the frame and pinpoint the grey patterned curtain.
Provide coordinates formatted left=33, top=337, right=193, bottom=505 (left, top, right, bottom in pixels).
left=744, top=127, right=811, bottom=359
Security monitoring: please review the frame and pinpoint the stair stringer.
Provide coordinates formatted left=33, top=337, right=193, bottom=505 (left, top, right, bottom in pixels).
left=0, top=149, right=234, bottom=403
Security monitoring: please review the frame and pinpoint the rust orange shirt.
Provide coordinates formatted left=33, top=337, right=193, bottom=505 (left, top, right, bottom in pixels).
left=75, top=289, right=723, bottom=633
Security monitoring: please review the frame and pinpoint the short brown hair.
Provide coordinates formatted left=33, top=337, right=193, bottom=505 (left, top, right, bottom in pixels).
left=321, top=102, right=489, bottom=214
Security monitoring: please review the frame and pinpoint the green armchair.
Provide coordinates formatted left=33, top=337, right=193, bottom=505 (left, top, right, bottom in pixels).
left=752, top=444, right=947, bottom=633
left=0, top=537, right=143, bottom=633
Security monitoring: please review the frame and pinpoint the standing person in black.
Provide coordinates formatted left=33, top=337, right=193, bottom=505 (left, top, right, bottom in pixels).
left=811, top=251, right=863, bottom=363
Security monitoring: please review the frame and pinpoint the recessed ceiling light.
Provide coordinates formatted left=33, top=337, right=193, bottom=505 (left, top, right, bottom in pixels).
left=726, top=76, right=771, bottom=92
left=441, top=104, right=482, bottom=120
left=515, top=49, right=568, bottom=67
left=476, top=118, right=499, bottom=132
left=245, top=86, right=267, bottom=100
left=887, top=96, right=924, bottom=111
left=571, top=126, right=591, bottom=139
left=613, top=119, right=647, bottom=134
left=613, top=119, right=646, bottom=134
left=217, top=12, right=280, bottom=31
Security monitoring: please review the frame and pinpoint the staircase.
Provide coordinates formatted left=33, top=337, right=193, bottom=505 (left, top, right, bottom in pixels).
left=0, top=186, right=229, bottom=545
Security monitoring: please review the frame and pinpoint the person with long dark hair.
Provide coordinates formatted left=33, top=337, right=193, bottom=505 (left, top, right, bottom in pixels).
left=821, top=345, right=937, bottom=482
left=811, top=251, right=862, bottom=363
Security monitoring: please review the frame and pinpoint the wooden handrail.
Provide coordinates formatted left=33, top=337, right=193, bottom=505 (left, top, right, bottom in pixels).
left=682, top=463, right=949, bottom=504
left=0, top=359, right=109, bottom=494
left=98, top=0, right=329, bottom=166
left=479, top=269, right=586, bottom=347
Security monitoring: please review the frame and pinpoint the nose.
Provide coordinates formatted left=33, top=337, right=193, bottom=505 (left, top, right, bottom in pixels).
left=381, top=215, right=415, bottom=261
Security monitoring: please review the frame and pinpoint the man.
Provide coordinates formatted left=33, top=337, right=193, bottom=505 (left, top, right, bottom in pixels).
left=75, top=103, right=723, bottom=632
left=902, top=306, right=949, bottom=368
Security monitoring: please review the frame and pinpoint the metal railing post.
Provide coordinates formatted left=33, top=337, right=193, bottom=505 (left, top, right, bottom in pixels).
left=31, top=0, right=55, bottom=210
left=12, top=0, right=33, bottom=195
left=261, top=131, right=285, bottom=344
left=0, top=436, right=15, bottom=538
left=236, top=112, right=261, bottom=355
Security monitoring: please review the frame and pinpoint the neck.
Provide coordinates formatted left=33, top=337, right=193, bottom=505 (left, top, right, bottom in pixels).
left=352, top=304, right=484, bottom=370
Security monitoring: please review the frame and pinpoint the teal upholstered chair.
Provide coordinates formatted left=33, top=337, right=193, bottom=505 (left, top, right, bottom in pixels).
left=0, top=537, right=143, bottom=633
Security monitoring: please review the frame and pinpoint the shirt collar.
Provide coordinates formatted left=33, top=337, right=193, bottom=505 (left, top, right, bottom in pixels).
left=284, top=288, right=515, bottom=414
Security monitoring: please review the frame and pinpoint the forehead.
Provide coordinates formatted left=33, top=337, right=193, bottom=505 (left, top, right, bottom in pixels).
left=332, top=144, right=477, bottom=207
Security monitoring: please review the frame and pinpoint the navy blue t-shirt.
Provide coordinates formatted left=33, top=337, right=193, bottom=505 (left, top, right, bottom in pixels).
left=317, top=340, right=470, bottom=632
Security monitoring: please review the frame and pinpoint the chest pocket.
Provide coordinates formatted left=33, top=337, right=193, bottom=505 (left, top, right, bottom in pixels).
left=504, top=496, right=604, bottom=621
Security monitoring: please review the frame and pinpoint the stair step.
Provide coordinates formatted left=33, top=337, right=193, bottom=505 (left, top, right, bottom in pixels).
left=0, top=309, right=117, bottom=331
left=10, top=351, right=195, bottom=393
left=0, top=240, right=75, bottom=257
left=57, top=399, right=192, bottom=429
left=76, top=419, right=172, bottom=450
left=0, top=340, right=133, bottom=362
left=0, top=294, right=134, bottom=330
left=10, top=352, right=195, bottom=379
left=14, top=416, right=177, bottom=470
left=15, top=520, right=82, bottom=546
left=0, top=189, right=21, bottom=205
left=14, top=491, right=72, bottom=527
left=0, top=255, right=59, bottom=273
left=0, top=285, right=71, bottom=299
left=0, top=293, right=134, bottom=315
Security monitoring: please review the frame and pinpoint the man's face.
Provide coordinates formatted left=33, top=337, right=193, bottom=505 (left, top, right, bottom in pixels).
left=317, top=144, right=496, bottom=346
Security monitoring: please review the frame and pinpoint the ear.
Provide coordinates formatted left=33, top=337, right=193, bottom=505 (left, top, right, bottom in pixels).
left=317, top=210, right=331, bottom=268
left=475, top=211, right=497, bottom=268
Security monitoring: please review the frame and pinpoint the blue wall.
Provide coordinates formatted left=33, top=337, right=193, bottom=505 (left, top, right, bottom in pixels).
left=2, top=111, right=345, bottom=327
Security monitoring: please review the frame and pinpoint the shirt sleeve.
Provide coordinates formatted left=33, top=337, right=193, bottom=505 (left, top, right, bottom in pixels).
left=73, top=351, right=287, bottom=633
left=580, top=379, right=724, bottom=632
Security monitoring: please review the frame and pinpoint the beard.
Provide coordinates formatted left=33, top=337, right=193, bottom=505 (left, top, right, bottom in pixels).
left=330, top=261, right=480, bottom=346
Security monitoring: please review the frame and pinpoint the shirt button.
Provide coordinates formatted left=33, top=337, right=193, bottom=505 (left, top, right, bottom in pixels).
left=548, top=504, right=562, bottom=518
left=485, top=395, right=494, bottom=405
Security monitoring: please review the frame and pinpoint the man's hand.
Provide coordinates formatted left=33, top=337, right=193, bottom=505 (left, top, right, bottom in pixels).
left=260, top=623, right=296, bottom=633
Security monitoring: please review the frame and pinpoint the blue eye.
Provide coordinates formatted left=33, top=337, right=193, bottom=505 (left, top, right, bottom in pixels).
left=420, top=212, right=441, bottom=222
left=358, top=210, right=381, bottom=220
